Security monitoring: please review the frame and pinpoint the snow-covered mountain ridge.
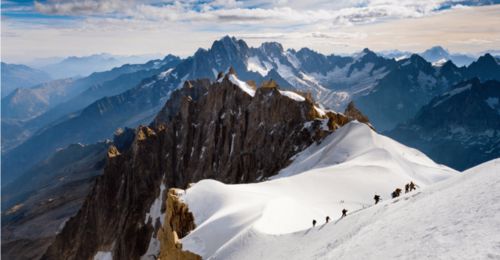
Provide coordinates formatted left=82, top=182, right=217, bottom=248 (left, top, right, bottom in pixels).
left=175, top=122, right=499, bottom=259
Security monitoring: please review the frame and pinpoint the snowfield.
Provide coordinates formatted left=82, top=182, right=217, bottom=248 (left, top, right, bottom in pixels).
left=176, top=122, right=500, bottom=259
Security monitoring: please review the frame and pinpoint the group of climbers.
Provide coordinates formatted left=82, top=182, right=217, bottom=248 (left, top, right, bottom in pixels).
left=312, top=209, right=348, bottom=227
left=392, top=181, right=418, bottom=198
left=405, top=181, right=418, bottom=193
left=385, top=181, right=419, bottom=200
left=312, top=181, right=419, bottom=228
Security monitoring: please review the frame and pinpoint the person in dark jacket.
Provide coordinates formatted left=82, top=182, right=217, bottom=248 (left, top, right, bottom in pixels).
left=326, top=216, right=330, bottom=223
left=342, top=209, right=348, bottom=217
left=409, top=181, right=418, bottom=191
left=405, top=183, right=410, bottom=193
left=391, top=188, right=402, bottom=198
left=374, top=194, right=381, bottom=204
left=312, top=219, right=317, bottom=227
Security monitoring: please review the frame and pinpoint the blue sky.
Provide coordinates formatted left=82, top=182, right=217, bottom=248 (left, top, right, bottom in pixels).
left=2, top=0, right=500, bottom=62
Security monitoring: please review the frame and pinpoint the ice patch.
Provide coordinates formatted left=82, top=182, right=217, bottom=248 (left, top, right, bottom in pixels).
left=433, top=84, right=472, bottom=107
left=93, top=251, right=112, bottom=260
left=285, top=51, right=301, bottom=69
left=230, top=133, right=236, bottom=156
left=144, top=181, right=166, bottom=225
left=142, top=180, right=167, bottom=259
left=279, top=90, right=305, bottom=102
left=158, top=68, right=174, bottom=79
left=141, top=237, right=161, bottom=260
left=401, top=60, right=411, bottom=67
left=228, top=74, right=255, bottom=97
left=432, top=58, right=447, bottom=67
left=314, top=106, right=326, bottom=117
left=395, top=55, right=408, bottom=61
left=247, top=56, right=271, bottom=76
left=486, top=97, right=499, bottom=111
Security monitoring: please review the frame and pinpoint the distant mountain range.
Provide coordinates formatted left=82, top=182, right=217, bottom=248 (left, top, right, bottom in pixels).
left=1, top=62, right=52, bottom=97
left=354, top=53, right=500, bottom=130
left=1, top=55, right=180, bottom=153
left=2, top=36, right=499, bottom=186
left=33, top=53, right=161, bottom=79
left=387, top=78, right=500, bottom=171
left=2, top=36, right=500, bottom=260
left=379, top=46, right=478, bottom=67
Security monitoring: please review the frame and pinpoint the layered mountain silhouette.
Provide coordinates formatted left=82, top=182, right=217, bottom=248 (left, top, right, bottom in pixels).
left=388, top=78, right=500, bottom=170
left=2, top=36, right=500, bottom=260
left=2, top=36, right=499, bottom=185
left=1, top=62, right=52, bottom=97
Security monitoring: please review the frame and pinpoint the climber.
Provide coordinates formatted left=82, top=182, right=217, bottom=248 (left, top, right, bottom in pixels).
left=405, top=183, right=410, bottom=193
left=312, top=219, right=317, bottom=227
left=342, top=209, right=348, bottom=218
left=326, top=216, right=330, bottom=223
left=409, top=181, right=418, bottom=191
left=374, top=194, right=381, bottom=204
left=391, top=188, right=402, bottom=199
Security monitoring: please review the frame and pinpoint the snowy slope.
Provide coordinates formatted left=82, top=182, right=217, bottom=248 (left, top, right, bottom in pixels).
left=180, top=122, right=462, bottom=259
left=208, top=158, right=500, bottom=260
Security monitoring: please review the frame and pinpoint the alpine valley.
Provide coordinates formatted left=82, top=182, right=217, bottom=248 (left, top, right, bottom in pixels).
left=1, top=36, right=499, bottom=260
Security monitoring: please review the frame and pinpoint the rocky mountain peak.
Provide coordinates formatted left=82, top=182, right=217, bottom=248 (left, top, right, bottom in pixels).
left=465, top=53, right=500, bottom=81
left=259, top=42, right=284, bottom=56
left=211, top=36, right=248, bottom=53
left=261, top=79, right=279, bottom=89
left=441, top=59, right=458, bottom=69
left=43, top=75, right=364, bottom=259
left=423, top=46, right=449, bottom=57
left=473, top=53, right=498, bottom=67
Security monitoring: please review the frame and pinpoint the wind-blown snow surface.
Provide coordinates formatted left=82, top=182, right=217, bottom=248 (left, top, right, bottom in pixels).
left=180, top=122, right=471, bottom=259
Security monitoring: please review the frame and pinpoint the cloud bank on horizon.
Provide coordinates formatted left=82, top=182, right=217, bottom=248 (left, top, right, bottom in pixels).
left=2, top=0, right=500, bottom=62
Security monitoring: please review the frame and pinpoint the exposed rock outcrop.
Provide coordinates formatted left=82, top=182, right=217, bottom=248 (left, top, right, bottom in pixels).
left=43, top=74, right=360, bottom=260
left=157, top=189, right=200, bottom=260
left=344, top=101, right=373, bottom=129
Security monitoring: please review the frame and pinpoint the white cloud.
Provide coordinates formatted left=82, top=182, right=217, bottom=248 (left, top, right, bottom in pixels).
left=34, top=0, right=133, bottom=15
left=3, top=1, right=500, bottom=62
left=32, top=0, right=458, bottom=25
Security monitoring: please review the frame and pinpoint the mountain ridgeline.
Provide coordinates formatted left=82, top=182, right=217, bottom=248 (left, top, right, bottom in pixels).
left=42, top=71, right=368, bottom=259
left=388, top=78, right=500, bottom=170
left=3, top=37, right=499, bottom=187
left=2, top=36, right=500, bottom=260
left=1, top=62, right=52, bottom=98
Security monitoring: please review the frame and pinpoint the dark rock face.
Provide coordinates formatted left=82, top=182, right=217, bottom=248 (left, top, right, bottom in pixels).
left=466, top=53, right=500, bottom=81
left=387, top=79, right=500, bottom=170
left=43, top=76, right=355, bottom=260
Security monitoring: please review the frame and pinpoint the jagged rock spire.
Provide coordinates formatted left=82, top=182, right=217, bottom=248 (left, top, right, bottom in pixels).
left=261, top=79, right=278, bottom=89
left=344, top=101, right=372, bottom=127
left=217, top=71, right=225, bottom=81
